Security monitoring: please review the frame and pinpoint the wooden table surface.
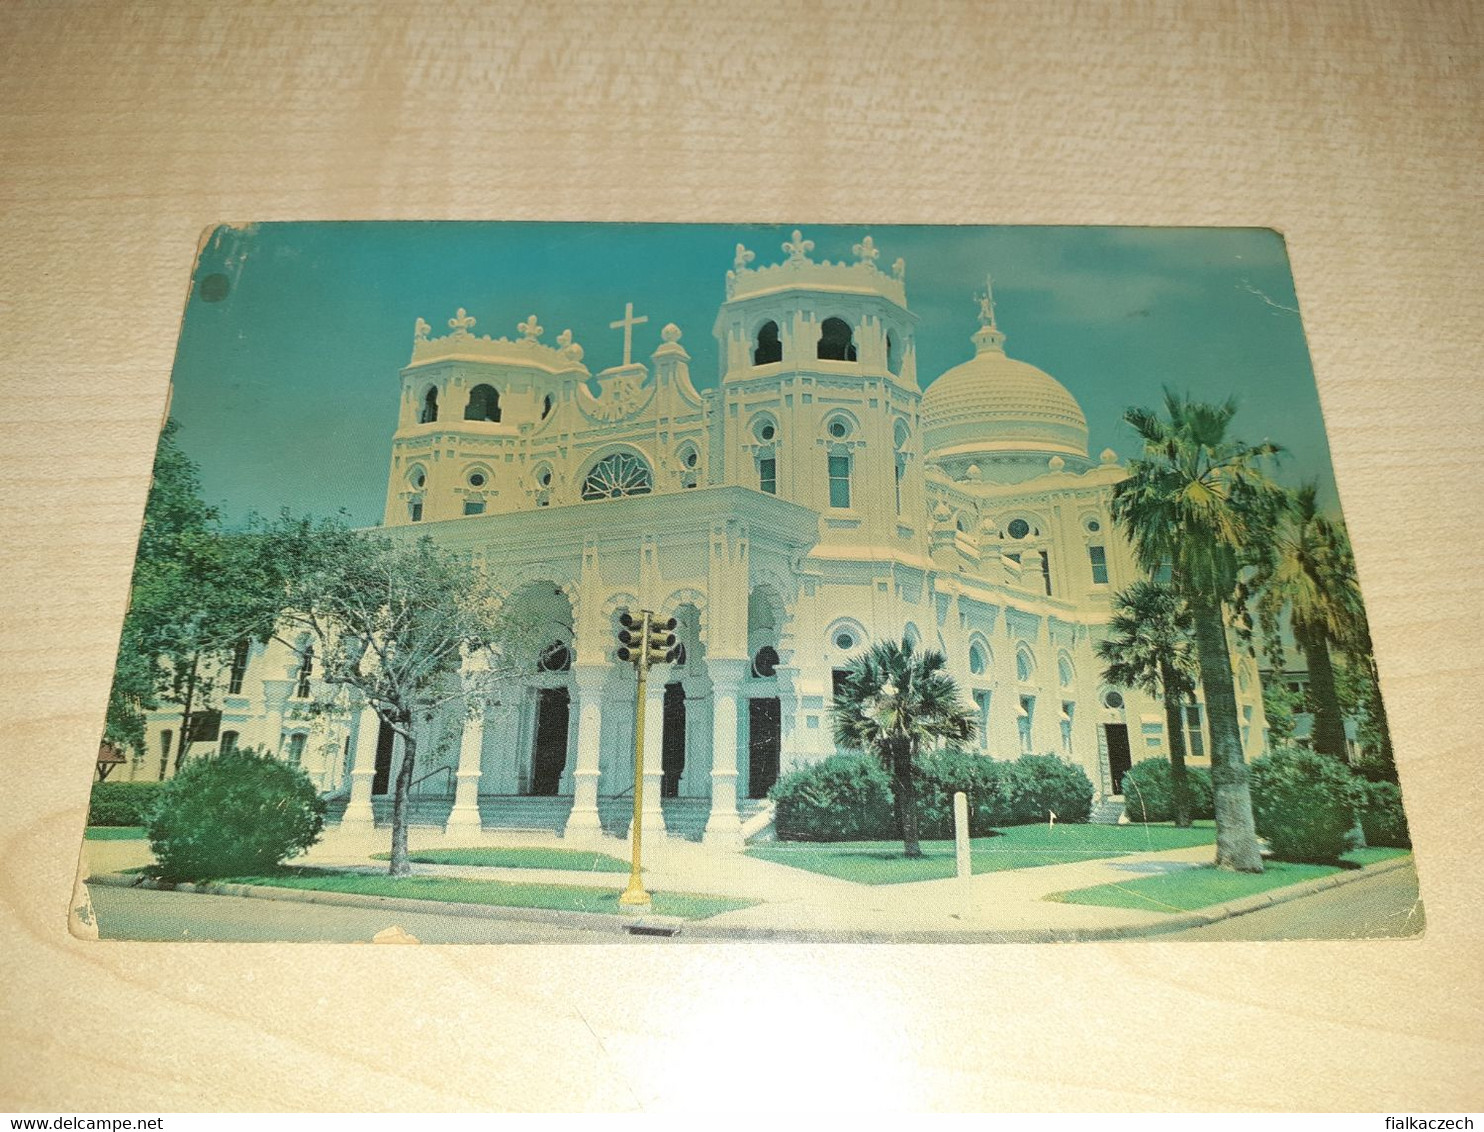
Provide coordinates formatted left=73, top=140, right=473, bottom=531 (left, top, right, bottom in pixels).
left=1, top=0, right=1479, bottom=1113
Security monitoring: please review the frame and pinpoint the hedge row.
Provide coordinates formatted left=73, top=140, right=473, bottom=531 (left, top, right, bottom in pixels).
left=1124, top=748, right=1412, bottom=864
left=88, top=781, right=167, bottom=826
left=771, top=750, right=1094, bottom=842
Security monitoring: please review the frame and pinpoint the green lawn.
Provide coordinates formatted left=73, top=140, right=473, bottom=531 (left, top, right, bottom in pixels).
left=85, top=826, right=148, bottom=840
left=215, top=867, right=753, bottom=920
left=370, top=847, right=632, bottom=873
left=1046, top=848, right=1411, bottom=913
left=748, top=822, right=1218, bottom=885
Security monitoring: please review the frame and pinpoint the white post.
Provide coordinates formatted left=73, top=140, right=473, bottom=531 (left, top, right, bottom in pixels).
left=704, top=659, right=748, bottom=850
left=954, top=791, right=972, bottom=880
left=445, top=713, right=485, bottom=836
left=341, top=705, right=380, bottom=831
left=564, top=665, right=606, bottom=847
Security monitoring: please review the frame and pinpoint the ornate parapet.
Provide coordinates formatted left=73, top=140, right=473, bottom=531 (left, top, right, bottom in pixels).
left=408, top=308, right=589, bottom=374
left=725, top=229, right=908, bottom=307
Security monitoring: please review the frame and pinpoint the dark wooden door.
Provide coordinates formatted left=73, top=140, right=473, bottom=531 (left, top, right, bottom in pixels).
left=530, top=687, right=571, bottom=795
left=748, top=697, right=781, bottom=799
left=1105, top=723, right=1133, bottom=794
left=661, top=682, right=686, bottom=798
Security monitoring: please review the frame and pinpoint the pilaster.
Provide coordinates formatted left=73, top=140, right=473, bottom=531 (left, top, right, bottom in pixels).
left=704, top=658, right=749, bottom=850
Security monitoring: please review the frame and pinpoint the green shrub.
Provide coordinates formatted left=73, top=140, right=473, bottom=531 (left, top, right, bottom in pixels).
left=1120, top=758, right=1215, bottom=823
left=771, top=752, right=895, bottom=842
left=1002, top=754, right=1094, bottom=824
left=914, top=747, right=1011, bottom=837
left=1248, top=746, right=1357, bottom=864
left=1357, top=779, right=1411, bottom=849
left=88, top=781, right=166, bottom=826
left=148, top=748, right=326, bottom=881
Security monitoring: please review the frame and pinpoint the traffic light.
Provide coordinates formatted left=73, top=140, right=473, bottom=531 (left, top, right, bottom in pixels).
left=615, top=611, right=680, bottom=667
left=617, top=611, right=646, bottom=665
left=648, top=616, right=680, bottom=665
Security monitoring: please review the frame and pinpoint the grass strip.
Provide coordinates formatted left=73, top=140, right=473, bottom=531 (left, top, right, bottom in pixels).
left=370, top=847, right=631, bottom=873
left=1045, top=850, right=1410, bottom=913
left=218, top=867, right=753, bottom=920
left=749, top=822, right=1218, bottom=886
left=85, top=826, right=148, bottom=841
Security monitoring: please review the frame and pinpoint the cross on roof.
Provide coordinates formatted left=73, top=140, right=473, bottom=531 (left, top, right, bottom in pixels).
left=609, top=301, right=649, bottom=366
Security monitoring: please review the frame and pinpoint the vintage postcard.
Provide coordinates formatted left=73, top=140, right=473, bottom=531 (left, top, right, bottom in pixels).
left=76, top=222, right=1421, bottom=943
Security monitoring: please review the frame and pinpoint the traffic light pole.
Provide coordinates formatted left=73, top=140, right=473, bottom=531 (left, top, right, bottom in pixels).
left=619, top=610, right=653, bottom=909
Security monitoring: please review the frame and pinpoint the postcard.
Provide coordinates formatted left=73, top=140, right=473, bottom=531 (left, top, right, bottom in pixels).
left=75, top=223, right=1421, bottom=943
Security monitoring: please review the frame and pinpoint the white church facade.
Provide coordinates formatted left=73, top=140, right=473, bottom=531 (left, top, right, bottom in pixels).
left=128, top=230, right=1269, bottom=847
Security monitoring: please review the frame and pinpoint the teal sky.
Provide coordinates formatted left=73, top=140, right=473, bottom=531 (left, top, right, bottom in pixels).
left=170, top=222, right=1337, bottom=529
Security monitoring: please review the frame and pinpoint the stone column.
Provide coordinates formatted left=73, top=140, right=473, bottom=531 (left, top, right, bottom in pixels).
left=259, top=679, right=293, bottom=759
left=704, top=658, right=749, bottom=850
left=638, top=665, right=669, bottom=843
left=341, top=704, right=380, bottom=831
left=445, top=712, right=485, bottom=836
left=564, top=664, right=607, bottom=847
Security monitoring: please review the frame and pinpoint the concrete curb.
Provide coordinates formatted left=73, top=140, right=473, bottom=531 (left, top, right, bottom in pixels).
left=85, top=854, right=1414, bottom=943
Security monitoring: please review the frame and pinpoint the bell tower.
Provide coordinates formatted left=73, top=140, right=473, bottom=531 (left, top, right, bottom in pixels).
left=712, top=230, right=924, bottom=550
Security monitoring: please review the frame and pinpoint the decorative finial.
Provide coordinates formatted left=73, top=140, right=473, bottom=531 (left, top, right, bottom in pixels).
left=448, top=308, right=476, bottom=337
left=733, top=243, right=755, bottom=273
left=518, top=314, right=543, bottom=342
left=661, top=322, right=682, bottom=343
left=556, top=328, right=572, bottom=349
left=556, top=328, right=583, bottom=360
left=852, top=235, right=879, bottom=265
left=1100, top=447, right=1118, bottom=465
left=608, top=301, right=649, bottom=367
left=1048, top=455, right=1065, bottom=472
left=414, top=317, right=431, bottom=342
left=965, top=464, right=982, bottom=482
left=782, top=229, right=814, bottom=263
left=976, top=275, right=998, bottom=329
left=892, top=257, right=906, bottom=281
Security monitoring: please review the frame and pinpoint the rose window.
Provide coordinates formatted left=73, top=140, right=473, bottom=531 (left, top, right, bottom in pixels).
left=581, top=452, right=653, bottom=500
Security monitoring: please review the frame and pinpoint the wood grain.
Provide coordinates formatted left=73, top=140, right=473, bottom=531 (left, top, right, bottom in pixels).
left=1, top=0, right=1479, bottom=1112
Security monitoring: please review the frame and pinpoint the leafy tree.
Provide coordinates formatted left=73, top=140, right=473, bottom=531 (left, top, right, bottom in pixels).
left=1249, top=484, right=1354, bottom=761
left=831, top=637, right=975, bottom=858
left=1095, top=580, right=1199, bottom=827
left=1113, top=392, right=1286, bottom=872
left=1260, top=677, right=1305, bottom=749
left=105, top=420, right=268, bottom=773
left=246, top=517, right=540, bottom=876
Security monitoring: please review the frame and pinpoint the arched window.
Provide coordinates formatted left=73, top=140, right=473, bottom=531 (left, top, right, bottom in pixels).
left=295, top=644, right=314, bottom=699
left=827, top=451, right=851, bottom=508
left=541, top=394, right=554, bottom=419
left=227, top=639, right=250, bottom=695
left=886, top=330, right=902, bottom=375
left=969, top=642, right=988, bottom=676
left=582, top=452, right=653, bottom=500
left=817, top=317, right=857, bottom=361
left=1058, top=654, right=1075, bottom=688
left=753, top=321, right=782, bottom=365
left=419, top=386, right=439, bottom=423
left=219, top=731, right=239, bottom=756
left=464, top=384, right=501, bottom=422
left=1016, top=645, right=1035, bottom=683
left=752, top=646, right=780, bottom=678
left=538, top=642, right=572, bottom=672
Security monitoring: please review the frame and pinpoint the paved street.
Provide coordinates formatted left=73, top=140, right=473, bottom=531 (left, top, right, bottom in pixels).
left=89, top=884, right=671, bottom=944
left=1160, top=860, right=1424, bottom=941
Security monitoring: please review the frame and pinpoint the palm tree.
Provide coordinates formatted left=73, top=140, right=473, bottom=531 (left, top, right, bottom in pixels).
left=832, top=637, right=976, bottom=858
left=1250, top=483, right=1355, bottom=762
left=1096, top=580, right=1199, bottom=827
left=1113, top=392, right=1287, bottom=872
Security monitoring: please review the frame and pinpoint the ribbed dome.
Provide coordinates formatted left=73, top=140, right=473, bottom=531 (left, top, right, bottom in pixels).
left=922, top=326, right=1089, bottom=470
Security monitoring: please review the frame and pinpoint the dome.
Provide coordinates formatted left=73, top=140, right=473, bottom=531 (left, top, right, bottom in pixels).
left=921, top=324, right=1089, bottom=478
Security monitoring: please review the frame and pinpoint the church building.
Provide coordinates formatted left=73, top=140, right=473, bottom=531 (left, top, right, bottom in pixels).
left=128, top=230, right=1269, bottom=847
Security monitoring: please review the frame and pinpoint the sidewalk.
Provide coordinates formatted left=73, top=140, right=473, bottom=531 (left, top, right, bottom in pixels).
left=83, top=828, right=1415, bottom=942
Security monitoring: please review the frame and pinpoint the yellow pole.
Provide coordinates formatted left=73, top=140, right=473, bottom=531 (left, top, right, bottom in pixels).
left=620, top=610, right=652, bottom=909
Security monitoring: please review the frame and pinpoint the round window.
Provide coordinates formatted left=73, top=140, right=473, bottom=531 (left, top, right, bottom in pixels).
left=759, top=423, right=776, bottom=441
left=684, top=449, right=698, bottom=468
left=538, top=470, right=552, bottom=487
left=468, top=471, right=487, bottom=488
left=829, top=419, right=848, bottom=439
left=1007, top=518, right=1030, bottom=539
left=1085, top=517, right=1101, bottom=533
left=834, top=631, right=855, bottom=651
left=412, top=472, right=426, bottom=489
left=1103, top=690, right=1125, bottom=710
left=752, top=646, right=779, bottom=678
